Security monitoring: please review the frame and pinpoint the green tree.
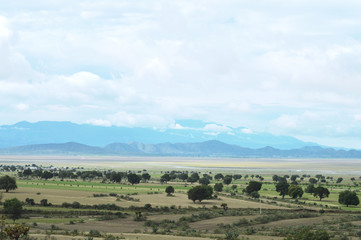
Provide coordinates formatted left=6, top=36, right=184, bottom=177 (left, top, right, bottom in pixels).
left=313, top=186, right=330, bottom=201
left=160, top=174, right=171, bottom=183
left=214, top=183, right=223, bottom=192
left=336, top=177, right=343, bottom=184
left=305, top=184, right=315, bottom=194
left=127, top=173, right=141, bottom=185
left=214, top=173, right=224, bottom=181
left=3, top=198, right=23, bottom=222
left=272, top=175, right=279, bottom=182
left=276, top=181, right=290, bottom=199
left=338, top=190, right=360, bottom=207
left=41, top=171, right=53, bottom=180
left=309, top=178, right=317, bottom=184
left=178, top=173, right=188, bottom=182
left=187, top=185, right=213, bottom=203
left=141, top=173, right=151, bottom=182
left=0, top=175, right=17, bottom=193
left=245, top=181, right=262, bottom=195
left=223, top=175, right=232, bottom=185
left=165, top=186, right=175, bottom=196
left=233, top=174, right=242, bottom=180
left=288, top=185, right=303, bottom=199
left=199, top=177, right=210, bottom=185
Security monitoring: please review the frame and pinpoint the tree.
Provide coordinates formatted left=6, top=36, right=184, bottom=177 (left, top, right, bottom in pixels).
left=127, top=173, right=140, bottom=185
left=178, top=173, right=188, bottom=182
left=250, top=191, right=260, bottom=199
left=199, top=177, right=210, bottom=185
left=272, top=175, right=279, bottom=182
left=3, top=198, right=23, bottom=221
left=0, top=175, right=17, bottom=193
left=338, top=190, right=360, bottom=207
left=309, top=178, right=317, bottom=184
left=41, top=171, right=53, bottom=180
left=187, top=185, right=213, bottom=203
left=214, top=173, right=224, bottom=181
left=290, top=175, right=299, bottom=182
left=305, top=184, right=315, bottom=194
left=313, top=186, right=330, bottom=201
left=336, top=177, right=343, bottom=184
left=214, top=183, right=223, bottom=192
left=276, top=181, right=290, bottom=199
left=141, top=173, right=151, bottom=182
left=160, top=174, right=171, bottom=183
left=22, top=169, right=32, bottom=178
left=223, top=175, right=232, bottom=185
left=165, top=186, right=175, bottom=196
left=288, top=185, right=303, bottom=199
left=233, top=174, right=242, bottom=180
left=245, top=181, right=262, bottom=195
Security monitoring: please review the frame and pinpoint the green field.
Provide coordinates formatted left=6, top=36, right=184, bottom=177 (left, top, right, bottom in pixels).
left=0, top=156, right=361, bottom=239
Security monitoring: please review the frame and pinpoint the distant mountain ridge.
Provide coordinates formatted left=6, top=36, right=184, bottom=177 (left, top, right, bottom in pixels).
left=0, top=120, right=317, bottom=149
left=1, top=140, right=361, bottom=158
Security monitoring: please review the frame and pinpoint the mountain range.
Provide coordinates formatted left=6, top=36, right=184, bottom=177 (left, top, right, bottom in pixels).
left=1, top=120, right=359, bottom=158
left=0, top=120, right=315, bottom=149
left=0, top=140, right=360, bottom=158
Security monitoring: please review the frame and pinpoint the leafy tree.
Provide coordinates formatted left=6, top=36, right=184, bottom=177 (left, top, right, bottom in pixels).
left=250, top=191, right=260, bottom=198
left=109, top=172, right=123, bottom=183
left=309, top=178, right=317, bottom=184
left=40, top=199, right=49, bottom=206
left=245, top=181, right=262, bottom=195
left=165, top=186, right=175, bottom=196
left=25, top=198, right=35, bottom=206
left=187, top=173, right=199, bottom=183
left=214, top=183, right=223, bottom=192
left=336, top=177, right=343, bottom=183
left=214, top=173, right=224, bottom=181
left=22, top=169, right=32, bottom=177
left=41, top=171, right=53, bottom=180
left=272, top=175, right=279, bottom=182
left=305, top=184, right=315, bottom=194
left=187, top=185, right=213, bottom=203
left=223, top=175, right=232, bottom=185
left=338, top=190, right=360, bottom=207
left=290, top=175, right=299, bottom=182
left=0, top=175, right=17, bottom=193
left=315, top=174, right=323, bottom=181
left=313, top=186, right=330, bottom=201
left=199, top=177, right=210, bottom=185
left=288, top=185, right=303, bottom=199
left=178, top=173, right=188, bottom=182
left=141, top=173, right=151, bottom=182
left=276, top=181, right=290, bottom=199
left=3, top=198, right=23, bottom=221
left=160, top=174, right=171, bottom=183
left=233, top=174, right=242, bottom=180
left=127, top=173, right=140, bottom=185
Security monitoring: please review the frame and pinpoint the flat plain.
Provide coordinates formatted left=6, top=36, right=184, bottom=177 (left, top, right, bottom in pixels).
left=0, top=156, right=361, bottom=239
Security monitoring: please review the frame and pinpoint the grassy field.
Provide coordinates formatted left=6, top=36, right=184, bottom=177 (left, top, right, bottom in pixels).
left=0, top=156, right=361, bottom=239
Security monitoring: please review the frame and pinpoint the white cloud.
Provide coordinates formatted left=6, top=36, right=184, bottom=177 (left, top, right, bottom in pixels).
left=1, top=1, right=361, bottom=147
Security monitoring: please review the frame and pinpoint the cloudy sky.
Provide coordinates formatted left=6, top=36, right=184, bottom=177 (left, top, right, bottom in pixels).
left=1, top=1, right=361, bottom=148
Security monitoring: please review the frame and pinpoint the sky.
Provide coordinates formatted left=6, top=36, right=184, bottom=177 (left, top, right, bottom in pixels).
left=1, top=1, right=361, bottom=148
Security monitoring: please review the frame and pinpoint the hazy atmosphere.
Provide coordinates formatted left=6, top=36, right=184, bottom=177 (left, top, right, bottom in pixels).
left=1, top=1, right=361, bottom=148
